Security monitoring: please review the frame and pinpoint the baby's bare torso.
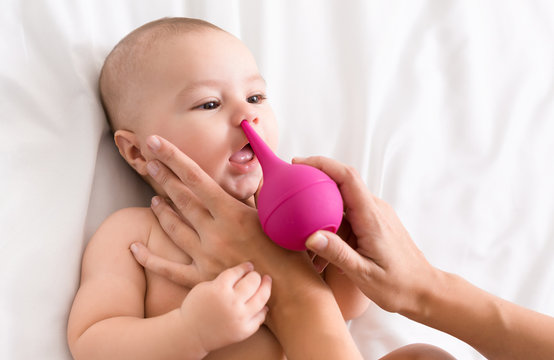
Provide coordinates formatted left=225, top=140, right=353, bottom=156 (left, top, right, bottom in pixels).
left=139, top=208, right=285, bottom=360
left=143, top=215, right=191, bottom=317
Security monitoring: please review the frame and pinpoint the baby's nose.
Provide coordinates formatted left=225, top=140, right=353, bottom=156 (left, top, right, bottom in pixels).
left=235, top=115, right=259, bottom=127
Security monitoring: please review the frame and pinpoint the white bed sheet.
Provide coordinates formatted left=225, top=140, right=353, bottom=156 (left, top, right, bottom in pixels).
left=1, top=1, right=553, bottom=359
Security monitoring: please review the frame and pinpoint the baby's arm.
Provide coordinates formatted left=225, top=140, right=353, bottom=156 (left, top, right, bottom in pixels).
left=68, top=208, right=198, bottom=359
left=324, top=264, right=370, bottom=320
left=67, top=208, right=271, bottom=360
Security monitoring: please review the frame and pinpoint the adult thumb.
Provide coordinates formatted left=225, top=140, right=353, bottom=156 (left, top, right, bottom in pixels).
left=305, top=231, right=360, bottom=274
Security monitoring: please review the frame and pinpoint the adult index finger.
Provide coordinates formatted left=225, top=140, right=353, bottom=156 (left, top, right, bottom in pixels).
left=130, top=242, right=204, bottom=287
left=292, top=156, right=375, bottom=213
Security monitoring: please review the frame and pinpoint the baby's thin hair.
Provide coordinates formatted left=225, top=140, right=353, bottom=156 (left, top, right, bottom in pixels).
left=99, top=17, right=224, bottom=132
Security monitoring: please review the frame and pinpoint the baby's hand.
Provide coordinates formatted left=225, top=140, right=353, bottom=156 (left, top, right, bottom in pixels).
left=180, top=262, right=272, bottom=354
left=307, top=249, right=330, bottom=273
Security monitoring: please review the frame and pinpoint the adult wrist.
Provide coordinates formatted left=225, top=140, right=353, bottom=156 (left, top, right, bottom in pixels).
left=264, top=257, right=330, bottom=331
left=266, top=280, right=364, bottom=360
left=400, top=266, right=449, bottom=323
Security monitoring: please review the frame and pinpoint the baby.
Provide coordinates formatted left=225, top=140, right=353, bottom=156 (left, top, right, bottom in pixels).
left=67, top=17, right=368, bottom=359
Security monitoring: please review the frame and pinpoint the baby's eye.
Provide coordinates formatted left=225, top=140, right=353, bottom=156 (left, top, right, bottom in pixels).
left=247, top=94, right=266, bottom=104
left=198, top=101, right=220, bottom=110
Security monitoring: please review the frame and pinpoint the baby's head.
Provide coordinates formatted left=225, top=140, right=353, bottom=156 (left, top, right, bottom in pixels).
left=99, top=17, right=278, bottom=204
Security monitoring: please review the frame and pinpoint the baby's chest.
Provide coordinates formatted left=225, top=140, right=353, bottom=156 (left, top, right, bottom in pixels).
left=143, top=226, right=193, bottom=318
left=144, top=271, right=190, bottom=317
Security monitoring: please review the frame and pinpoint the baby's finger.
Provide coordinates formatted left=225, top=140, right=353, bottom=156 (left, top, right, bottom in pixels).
left=216, top=262, right=254, bottom=285
left=312, top=255, right=330, bottom=273
left=234, top=270, right=262, bottom=299
left=249, top=305, right=269, bottom=329
left=246, top=274, right=272, bottom=312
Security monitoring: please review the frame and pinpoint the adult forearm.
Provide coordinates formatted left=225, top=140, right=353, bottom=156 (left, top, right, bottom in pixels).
left=325, top=264, right=370, bottom=320
left=271, top=293, right=362, bottom=360
left=265, top=264, right=363, bottom=360
left=70, top=309, right=206, bottom=360
left=409, top=270, right=554, bottom=360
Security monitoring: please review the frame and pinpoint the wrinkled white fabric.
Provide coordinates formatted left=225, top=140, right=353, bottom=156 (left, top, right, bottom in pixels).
left=1, top=1, right=553, bottom=359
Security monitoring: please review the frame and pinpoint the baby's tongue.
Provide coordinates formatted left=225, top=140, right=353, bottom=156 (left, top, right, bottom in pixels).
left=230, top=144, right=254, bottom=164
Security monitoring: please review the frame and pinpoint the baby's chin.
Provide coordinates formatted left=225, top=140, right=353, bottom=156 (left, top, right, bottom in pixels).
left=222, top=180, right=260, bottom=207
left=228, top=189, right=257, bottom=208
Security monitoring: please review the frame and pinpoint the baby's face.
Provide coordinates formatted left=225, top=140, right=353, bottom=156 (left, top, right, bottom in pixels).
left=134, top=29, right=278, bottom=203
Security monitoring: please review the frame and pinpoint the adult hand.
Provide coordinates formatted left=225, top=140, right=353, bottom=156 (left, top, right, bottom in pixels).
left=127, top=137, right=369, bottom=359
left=295, top=156, right=439, bottom=316
left=131, top=135, right=366, bottom=360
left=133, top=135, right=320, bottom=294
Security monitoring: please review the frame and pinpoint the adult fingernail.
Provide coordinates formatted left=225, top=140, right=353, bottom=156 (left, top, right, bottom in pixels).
left=146, top=161, right=159, bottom=177
left=292, top=157, right=306, bottom=163
left=306, top=232, right=328, bottom=251
left=151, top=196, right=160, bottom=207
left=130, top=243, right=139, bottom=254
left=146, top=136, right=161, bottom=151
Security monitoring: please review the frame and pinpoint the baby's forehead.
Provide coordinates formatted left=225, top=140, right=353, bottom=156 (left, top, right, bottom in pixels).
left=141, top=29, right=255, bottom=75
left=132, top=27, right=208, bottom=58
left=133, top=28, right=231, bottom=68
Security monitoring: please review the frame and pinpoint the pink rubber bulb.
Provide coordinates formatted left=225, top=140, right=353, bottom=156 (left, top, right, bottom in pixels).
left=241, top=120, right=343, bottom=251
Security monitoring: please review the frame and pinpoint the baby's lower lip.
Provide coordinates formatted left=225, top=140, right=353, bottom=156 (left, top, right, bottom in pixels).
left=229, top=156, right=259, bottom=174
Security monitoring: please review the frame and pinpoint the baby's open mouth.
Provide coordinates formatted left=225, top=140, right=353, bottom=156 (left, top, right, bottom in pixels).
left=229, top=143, right=255, bottom=164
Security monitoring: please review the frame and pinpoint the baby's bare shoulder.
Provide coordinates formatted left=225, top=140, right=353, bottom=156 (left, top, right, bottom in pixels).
left=105, top=206, right=156, bottom=227
left=101, top=207, right=155, bottom=233
left=84, top=207, right=156, bottom=257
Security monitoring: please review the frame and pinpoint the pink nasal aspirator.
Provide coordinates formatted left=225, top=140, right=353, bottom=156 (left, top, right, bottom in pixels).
left=241, top=120, right=343, bottom=251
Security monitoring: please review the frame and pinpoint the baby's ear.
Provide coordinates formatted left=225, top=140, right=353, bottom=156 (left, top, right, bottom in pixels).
left=114, top=130, right=149, bottom=176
